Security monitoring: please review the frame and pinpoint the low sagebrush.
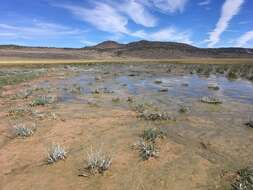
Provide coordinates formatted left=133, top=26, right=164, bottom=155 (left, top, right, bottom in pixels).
left=14, top=124, right=34, bottom=137
left=8, top=107, right=32, bottom=117
left=30, top=96, right=55, bottom=106
left=138, top=140, right=159, bottom=160
left=47, top=144, right=67, bottom=164
left=179, top=105, right=190, bottom=113
left=141, top=128, right=166, bottom=142
left=85, top=147, right=112, bottom=175
left=232, top=167, right=253, bottom=190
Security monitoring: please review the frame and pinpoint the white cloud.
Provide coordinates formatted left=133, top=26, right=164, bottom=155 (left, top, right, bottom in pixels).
left=121, top=0, right=157, bottom=27
left=80, top=40, right=97, bottom=46
left=198, top=0, right=210, bottom=6
left=235, top=30, right=253, bottom=47
left=56, top=2, right=129, bottom=34
left=0, top=22, right=81, bottom=39
left=148, top=0, right=189, bottom=13
left=206, top=0, right=244, bottom=47
left=132, top=27, right=192, bottom=44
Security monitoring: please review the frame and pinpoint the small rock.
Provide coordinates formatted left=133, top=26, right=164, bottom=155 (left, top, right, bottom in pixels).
left=158, top=88, right=168, bottom=92
left=95, top=76, right=102, bottom=81
left=201, top=96, right=222, bottom=104
left=154, top=80, right=162, bottom=84
left=246, top=117, right=253, bottom=128
left=208, top=84, right=220, bottom=90
left=182, top=83, right=189, bottom=87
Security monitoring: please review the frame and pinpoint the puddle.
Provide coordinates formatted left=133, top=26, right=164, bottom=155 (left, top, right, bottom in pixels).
left=36, top=68, right=253, bottom=104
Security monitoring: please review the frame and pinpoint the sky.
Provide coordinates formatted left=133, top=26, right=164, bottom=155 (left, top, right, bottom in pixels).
left=0, top=0, right=252, bottom=48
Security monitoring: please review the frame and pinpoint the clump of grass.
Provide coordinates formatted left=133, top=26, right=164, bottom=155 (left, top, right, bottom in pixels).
left=127, top=97, right=134, bottom=103
left=8, top=107, right=32, bottom=117
left=227, top=70, right=238, bottom=80
left=47, top=144, right=67, bottom=164
left=201, top=96, right=222, bottom=104
left=82, top=147, right=112, bottom=176
left=137, top=140, right=159, bottom=160
left=15, top=89, right=33, bottom=99
left=231, top=167, right=253, bottom=190
left=0, top=70, right=41, bottom=88
left=70, top=84, right=82, bottom=94
left=141, top=128, right=166, bottom=142
left=30, top=96, right=55, bottom=106
left=179, top=105, right=190, bottom=113
left=91, top=88, right=113, bottom=94
left=112, top=97, right=120, bottom=103
left=139, top=111, right=175, bottom=121
left=14, top=124, right=34, bottom=137
left=132, top=102, right=153, bottom=113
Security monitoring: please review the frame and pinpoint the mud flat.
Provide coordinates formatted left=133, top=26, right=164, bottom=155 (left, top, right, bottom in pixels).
left=0, top=63, right=253, bottom=190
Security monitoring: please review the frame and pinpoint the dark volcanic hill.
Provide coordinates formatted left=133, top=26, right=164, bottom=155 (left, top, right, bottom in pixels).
left=90, top=41, right=124, bottom=49
left=0, top=40, right=253, bottom=60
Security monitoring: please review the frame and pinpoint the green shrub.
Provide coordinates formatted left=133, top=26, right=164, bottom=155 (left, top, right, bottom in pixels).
left=138, top=141, right=159, bottom=160
left=142, top=128, right=166, bottom=142
left=231, top=167, right=253, bottom=190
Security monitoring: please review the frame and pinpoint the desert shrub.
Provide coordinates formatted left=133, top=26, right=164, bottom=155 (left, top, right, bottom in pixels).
left=85, top=147, right=112, bottom=175
left=127, top=97, right=134, bottom=103
left=70, top=84, right=82, bottom=94
left=139, top=111, right=175, bottom=121
left=14, top=124, right=34, bottom=137
left=179, top=105, right=190, bottom=113
left=231, top=167, right=253, bottom=190
left=8, top=107, right=32, bottom=117
left=47, top=144, right=67, bottom=164
left=112, top=97, right=120, bottom=103
left=227, top=71, right=238, bottom=80
left=132, top=102, right=153, bottom=113
left=91, top=88, right=113, bottom=94
left=30, top=96, right=55, bottom=106
left=138, top=140, right=159, bottom=160
left=141, top=128, right=166, bottom=142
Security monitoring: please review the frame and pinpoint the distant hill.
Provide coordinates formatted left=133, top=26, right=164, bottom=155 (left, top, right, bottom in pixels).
left=0, top=40, right=253, bottom=60
left=90, top=41, right=124, bottom=49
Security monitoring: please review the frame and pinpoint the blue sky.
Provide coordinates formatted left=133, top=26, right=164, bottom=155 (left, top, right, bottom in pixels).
left=0, top=0, right=252, bottom=48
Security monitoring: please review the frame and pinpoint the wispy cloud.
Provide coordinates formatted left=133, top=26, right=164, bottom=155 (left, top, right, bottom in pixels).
left=206, top=0, right=244, bottom=47
left=132, top=27, right=192, bottom=44
left=55, top=2, right=129, bottom=34
left=55, top=0, right=157, bottom=33
left=121, top=0, right=157, bottom=27
left=0, top=21, right=82, bottom=39
left=147, top=0, right=189, bottom=13
left=198, top=0, right=210, bottom=6
left=235, top=30, right=253, bottom=47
